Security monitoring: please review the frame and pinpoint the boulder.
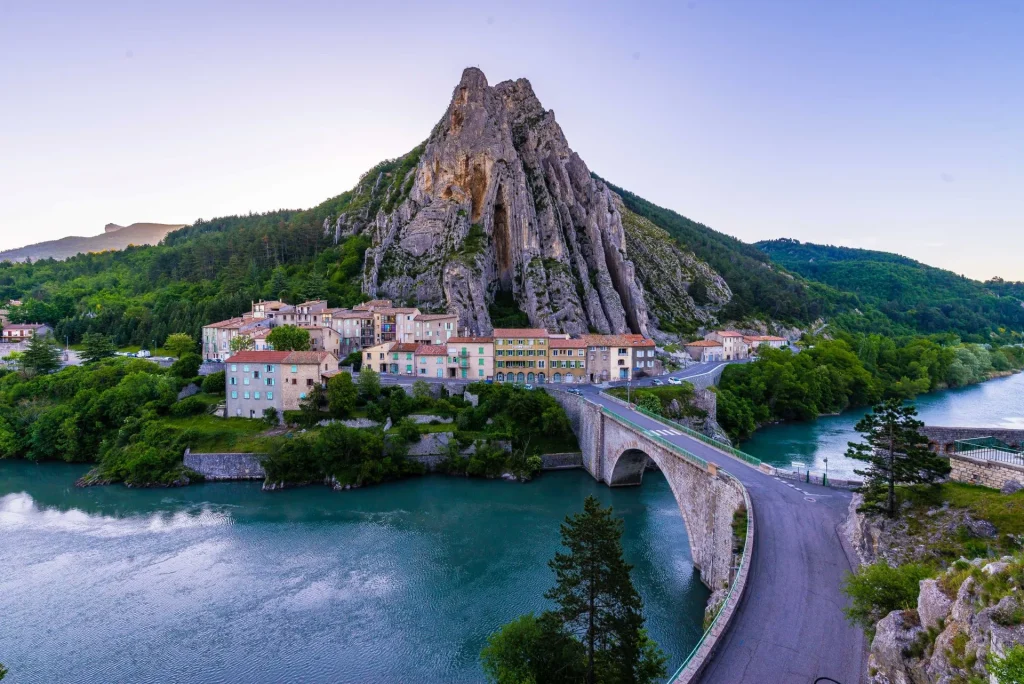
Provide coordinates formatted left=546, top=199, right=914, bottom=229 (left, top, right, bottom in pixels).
left=1001, top=480, right=1023, bottom=494
left=917, top=579, right=952, bottom=631
left=867, top=610, right=922, bottom=684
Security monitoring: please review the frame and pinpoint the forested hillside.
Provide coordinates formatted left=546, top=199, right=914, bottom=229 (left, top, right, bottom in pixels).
left=758, top=238, right=1024, bottom=339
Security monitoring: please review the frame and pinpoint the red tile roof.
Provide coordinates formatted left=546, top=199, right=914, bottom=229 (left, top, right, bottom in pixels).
left=414, top=344, right=448, bottom=355
left=226, top=351, right=290, bottom=364
left=685, top=340, right=723, bottom=347
left=2, top=323, right=49, bottom=330
left=391, top=342, right=419, bottom=353
left=713, top=330, right=745, bottom=337
left=582, top=334, right=654, bottom=347
left=284, top=351, right=337, bottom=365
left=448, top=336, right=493, bottom=344
left=414, top=313, right=457, bottom=321
left=493, top=328, right=549, bottom=338
left=550, top=338, right=587, bottom=349
left=353, top=299, right=393, bottom=311
left=204, top=316, right=249, bottom=329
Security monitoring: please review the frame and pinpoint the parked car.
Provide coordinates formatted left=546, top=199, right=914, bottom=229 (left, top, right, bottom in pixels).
left=667, top=377, right=682, bottom=385
left=652, top=379, right=664, bottom=386
left=524, top=383, right=534, bottom=390
left=136, top=350, right=152, bottom=358
left=568, top=388, right=583, bottom=396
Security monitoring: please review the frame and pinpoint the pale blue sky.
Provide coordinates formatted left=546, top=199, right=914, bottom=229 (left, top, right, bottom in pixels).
left=2, top=0, right=1021, bottom=279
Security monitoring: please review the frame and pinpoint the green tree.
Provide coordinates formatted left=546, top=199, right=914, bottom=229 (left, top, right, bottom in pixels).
left=636, top=394, right=661, bottom=415
left=412, top=379, right=432, bottom=404
left=80, top=332, right=115, bottom=363
left=846, top=399, right=950, bottom=518
left=989, top=644, right=1024, bottom=684
left=170, top=352, right=202, bottom=379
left=300, top=268, right=329, bottom=301
left=202, top=370, right=226, bottom=394
left=266, top=325, right=311, bottom=352
left=545, top=496, right=666, bottom=684
left=229, top=334, right=254, bottom=354
left=164, top=332, right=196, bottom=358
left=327, top=371, right=358, bottom=418
left=358, top=367, right=381, bottom=401
left=298, top=382, right=326, bottom=427
left=481, top=612, right=587, bottom=684
left=267, top=267, right=288, bottom=300
left=20, top=334, right=62, bottom=376
left=0, top=660, right=7, bottom=680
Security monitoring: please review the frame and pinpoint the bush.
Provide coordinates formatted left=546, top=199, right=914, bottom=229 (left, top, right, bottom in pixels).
left=988, top=644, right=1024, bottom=684
left=843, top=562, right=934, bottom=634
left=170, top=353, right=202, bottom=379
left=394, top=417, right=421, bottom=443
left=262, top=407, right=279, bottom=426
left=202, top=371, right=225, bottom=394
left=169, top=396, right=208, bottom=417
left=467, top=442, right=509, bottom=478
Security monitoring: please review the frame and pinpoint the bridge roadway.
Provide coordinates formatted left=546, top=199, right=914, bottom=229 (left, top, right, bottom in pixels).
left=575, top=376, right=866, bottom=684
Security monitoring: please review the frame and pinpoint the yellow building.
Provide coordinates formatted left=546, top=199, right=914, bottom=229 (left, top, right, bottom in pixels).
left=493, top=328, right=548, bottom=384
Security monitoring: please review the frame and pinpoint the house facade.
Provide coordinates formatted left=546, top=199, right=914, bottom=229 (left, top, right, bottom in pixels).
left=446, top=337, right=494, bottom=381
left=415, top=344, right=449, bottom=378
left=743, top=335, right=788, bottom=353
left=547, top=338, right=587, bottom=385
left=706, top=330, right=749, bottom=360
left=493, top=328, right=549, bottom=383
left=413, top=313, right=458, bottom=344
left=684, top=340, right=724, bottom=362
left=0, top=323, right=53, bottom=343
left=225, top=350, right=338, bottom=419
left=201, top=316, right=270, bottom=362
left=582, top=334, right=659, bottom=383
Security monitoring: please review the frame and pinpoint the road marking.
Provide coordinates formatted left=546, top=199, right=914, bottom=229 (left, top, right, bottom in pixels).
left=804, top=497, right=816, bottom=503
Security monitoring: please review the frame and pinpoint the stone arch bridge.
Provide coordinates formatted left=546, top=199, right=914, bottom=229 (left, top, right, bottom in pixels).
left=553, top=391, right=744, bottom=592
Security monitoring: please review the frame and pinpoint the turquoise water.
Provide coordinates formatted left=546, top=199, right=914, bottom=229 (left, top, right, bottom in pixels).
left=743, top=372, right=1024, bottom=479
left=0, top=463, right=708, bottom=683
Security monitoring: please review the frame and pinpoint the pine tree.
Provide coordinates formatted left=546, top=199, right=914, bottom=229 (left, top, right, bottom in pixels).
left=300, top=268, right=329, bottom=302
left=546, top=496, right=666, bottom=684
left=20, top=334, right=62, bottom=376
left=81, top=332, right=115, bottom=363
left=268, top=267, right=288, bottom=301
left=846, top=399, right=950, bottom=518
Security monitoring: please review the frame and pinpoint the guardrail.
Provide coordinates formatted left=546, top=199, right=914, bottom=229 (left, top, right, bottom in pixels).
left=600, top=407, right=709, bottom=471
left=636, top=406, right=763, bottom=469
left=669, top=467, right=755, bottom=682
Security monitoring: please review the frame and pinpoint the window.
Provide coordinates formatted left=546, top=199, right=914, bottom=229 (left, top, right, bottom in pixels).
left=266, top=364, right=274, bottom=372
left=578, top=350, right=585, bottom=356
left=243, top=392, right=250, bottom=399
left=299, top=393, right=306, bottom=400
left=478, top=369, right=484, bottom=377
left=244, top=378, right=250, bottom=385
left=253, top=370, right=261, bottom=379
left=231, top=391, right=238, bottom=399
left=306, top=378, right=314, bottom=386
left=265, top=378, right=274, bottom=386
left=478, top=347, right=484, bottom=354
left=254, top=392, right=261, bottom=400
left=267, top=392, right=273, bottom=400
left=538, top=361, right=545, bottom=368
left=291, top=365, right=298, bottom=373
left=243, top=365, right=250, bottom=372
left=478, top=358, right=484, bottom=365
left=230, top=377, right=237, bottom=385
left=230, top=364, right=237, bottom=372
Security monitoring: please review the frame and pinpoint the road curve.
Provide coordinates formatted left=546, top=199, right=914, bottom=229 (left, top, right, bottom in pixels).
left=581, top=385, right=866, bottom=684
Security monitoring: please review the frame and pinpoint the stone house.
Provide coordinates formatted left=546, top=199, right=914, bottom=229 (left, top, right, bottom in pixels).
left=706, top=330, right=749, bottom=360
left=225, top=350, right=338, bottom=419
left=388, top=342, right=419, bottom=375
left=546, top=338, right=587, bottom=385
left=293, top=300, right=328, bottom=326
left=279, top=351, right=338, bottom=409
left=684, top=339, right=724, bottom=363
left=0, top=323, right=53, bottom=343
left=447, top=336, right=494, bottom=381
left=743, top=335, right=787, bottom=353
left=250, top=300, right=293, bottom=323
left=582, top=334, right=658, bottom=383
left=325, top=310, right=374, bottom=352
left=415, top=344, right=449, bottom=378
left=362, top=341, right=393, bottom=374
left=300, top=325, right=342, bottom=357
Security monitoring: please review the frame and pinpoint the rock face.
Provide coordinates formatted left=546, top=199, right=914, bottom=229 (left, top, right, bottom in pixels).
left=325, top=68, right=727, bottom=336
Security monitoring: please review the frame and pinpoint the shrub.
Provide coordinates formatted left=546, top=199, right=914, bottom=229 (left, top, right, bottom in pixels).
left=169, top=396, right=207, bottom=417
left=467, top=442, right=509, bottom=478
left=202, top=371, right=225, bottom=394
left=843, top=562, right=934, bottom=634
left=262, top=407, right=279, bottom=426
left=170, top=353, right=202, bottom=379
left=988, top=644, right=1024, bottom=684
left=394, top=417, right=421, bottom=443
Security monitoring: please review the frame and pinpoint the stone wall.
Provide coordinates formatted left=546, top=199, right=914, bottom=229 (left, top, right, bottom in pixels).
left=684, top=364, right=725, bottom=391
left=540, top=452, right=583, bottom=469
left=920, top=426, right=1024, bottom=452
left=549, top=389, right=605, bottom=480
left=184, top=450, right=265, bottom=480
left=949, top=453, right=1024, bottom=490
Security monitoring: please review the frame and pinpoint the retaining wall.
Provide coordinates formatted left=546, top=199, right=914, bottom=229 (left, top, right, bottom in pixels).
left=949, top=453, right=1024, bottom=490
left=540, top=452, right=583, bottom=469
left=921, top=426, right=1024, bottom=452
left=184, top=450, right=265, bottom=480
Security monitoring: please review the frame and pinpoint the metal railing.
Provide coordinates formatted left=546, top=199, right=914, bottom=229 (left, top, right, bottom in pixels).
left=600, top=407, right=708, bottom=470
left=636, top=407, right=763, bottom=468
left=955, top=437, right=1024, bottom=466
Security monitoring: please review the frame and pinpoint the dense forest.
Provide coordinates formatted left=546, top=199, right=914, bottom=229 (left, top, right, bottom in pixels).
left=758, top=239, right=1024, bottom=341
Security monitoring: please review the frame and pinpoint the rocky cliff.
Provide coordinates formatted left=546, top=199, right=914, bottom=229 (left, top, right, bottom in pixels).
left=324, top=68, right=728, bottom=336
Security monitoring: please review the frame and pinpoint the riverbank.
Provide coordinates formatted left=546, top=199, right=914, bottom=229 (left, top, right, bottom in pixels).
left=741, top=371, right=1024, bottom=480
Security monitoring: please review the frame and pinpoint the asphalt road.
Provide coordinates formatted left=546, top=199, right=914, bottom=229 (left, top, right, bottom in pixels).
left=576, top=387, right=866, bottom=684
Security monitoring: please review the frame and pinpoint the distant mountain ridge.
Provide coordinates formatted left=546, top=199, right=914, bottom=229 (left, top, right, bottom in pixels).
left=0, top=223, right=185, bottom=263
left=757, top=238, right=1024, bottom=337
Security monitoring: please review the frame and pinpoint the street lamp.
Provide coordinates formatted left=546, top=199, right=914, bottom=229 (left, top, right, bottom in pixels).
left=823, top=457, right=829, bottom=487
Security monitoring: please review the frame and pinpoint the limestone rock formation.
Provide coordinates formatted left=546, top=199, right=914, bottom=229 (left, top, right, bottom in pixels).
left=324, top=68, right=728, bottom=336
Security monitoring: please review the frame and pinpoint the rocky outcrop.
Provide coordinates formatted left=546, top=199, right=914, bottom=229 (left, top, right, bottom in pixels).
left=868, top=559, right=1024, bottom=684
left=324, top=68, right=728, bottom=336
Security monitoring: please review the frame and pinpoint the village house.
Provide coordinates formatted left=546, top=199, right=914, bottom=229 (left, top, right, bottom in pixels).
left=251, top=300, right=292, bottom=323
left=683, top=339, right=724, bottom=363
left=447, top=337, right=494, bottom=381
left=582, top=334, right=659, bottom=383
left=547, top=338, right=587, bottom=385
left=353, top=299, right=393, bottom=311
left=493, top=328, right=549, bottom=383
left=388, top=342, right=419, bottom=375
left=743, top=334, right=788, bottom=353
left=224, top=350, right=338, bottom=419
left=412, top=313, right=458, bottom=344
left=293, top=300, right=328, bottom=326
left=201, top=316, right=270, bottom=362
left=414, top=344, right=449, bottom=378
left=705, top=330, right=749, bottom=360
left=300, top=325, right=343, bottom=357
left=362, top=341, right=393, bottom=374
left=324, top=309, right=374, bottom=352
left=0, top=323, right=53, bottom=344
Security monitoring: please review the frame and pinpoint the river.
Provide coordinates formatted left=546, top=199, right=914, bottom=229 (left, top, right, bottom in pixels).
left=742, top=372, right=1024, bottom=480
left=0, top=464, right=708, bottom=683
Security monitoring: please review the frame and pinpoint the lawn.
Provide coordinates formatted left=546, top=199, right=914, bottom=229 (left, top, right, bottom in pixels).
left=158, top=414, right=278, bottom=453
